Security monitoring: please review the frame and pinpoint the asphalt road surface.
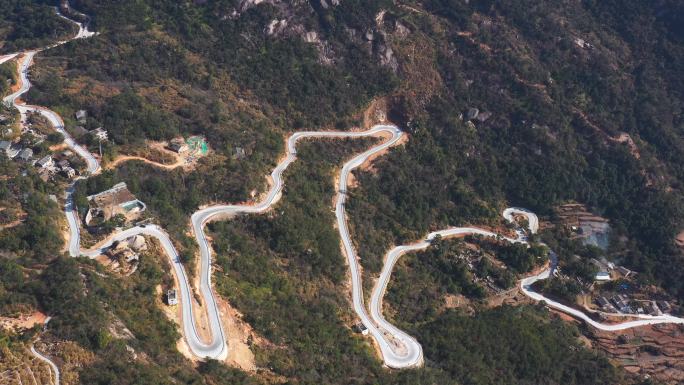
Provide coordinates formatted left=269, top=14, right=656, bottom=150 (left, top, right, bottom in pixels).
left=5, top=2, right=684, bottom=370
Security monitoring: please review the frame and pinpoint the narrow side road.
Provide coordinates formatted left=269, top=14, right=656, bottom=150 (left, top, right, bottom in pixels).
left=30, top=344, right=60, bottom=385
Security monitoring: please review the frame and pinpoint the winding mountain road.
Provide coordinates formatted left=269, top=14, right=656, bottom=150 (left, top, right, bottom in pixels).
left=5, top=2, right=684, bottom=371
left=368, top=209, right=684, bottom=367
left=30, top=344, right=60, bottom=385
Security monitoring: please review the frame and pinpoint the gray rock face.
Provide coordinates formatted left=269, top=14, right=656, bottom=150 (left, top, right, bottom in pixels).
left=377, top=43, right=398, bottom=72
left=264, top=19, right=288, bottom=36
left=303, top=31, right=319, bottom=43
left=394, top=21, right=410, bottom=37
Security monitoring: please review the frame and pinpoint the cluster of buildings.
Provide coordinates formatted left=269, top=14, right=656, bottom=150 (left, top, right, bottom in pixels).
left=589, top=258, right=676, bottom=317
left=72, top=110, right=108, bottom=142
left=591, top=258, right=634, bottom=282
left=0, top=109, right=109, bottom=180
left=0, top=140, right=33, bottom=162
left=0, top=142, right=80, bottom=180
left=37, top=153, right=78, bottom=179
left=0, top=110, right=55, bottom=164
left=595, top=295, right=671, bottom=316
left=0, top=139, right=77, bottom=180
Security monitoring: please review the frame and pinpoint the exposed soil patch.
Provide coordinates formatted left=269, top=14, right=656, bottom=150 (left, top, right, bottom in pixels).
left=610, top=132, right=641, bottom=159
left=107, top=141, right=202, bottom=171
left=215, top=294, right=258, bottom=371
left=675, top=230, right=684, bottom=248
left=0, top=311, right=47, bottom=332
left=361, top=97, right=390, bottom=129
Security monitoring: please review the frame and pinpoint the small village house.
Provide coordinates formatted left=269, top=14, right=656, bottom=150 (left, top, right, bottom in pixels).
left=17, top=148, right=33, bottom=162
left=352, top=322, right=369, bottom=335
left=35, top=154, right=53, bottom=169
left=62, top=167, right=76, bottom=178
left=75, top=110, right=87, bottom=123
left=168, top=138, right=188, bottom=153
left=167, top=289, right=178, bottom=306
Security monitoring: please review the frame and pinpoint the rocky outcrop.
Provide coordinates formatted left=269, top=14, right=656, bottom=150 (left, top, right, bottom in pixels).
left=264, top=19, right=288, bottom=36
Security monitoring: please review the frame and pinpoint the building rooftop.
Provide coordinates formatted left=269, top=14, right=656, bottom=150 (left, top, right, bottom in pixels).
left=18, top=148, right=33, bottom=161
left=36, top=155, right=52, bottom=167
left=167, top=289, right=178, bottom=305
left=85, top=182, right=146, bottom=226
left=88, top=182, right=137, bottom=208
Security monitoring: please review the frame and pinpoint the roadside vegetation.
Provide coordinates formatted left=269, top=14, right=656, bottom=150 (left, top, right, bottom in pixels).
left=208, top=140, right=622, bottom=384
left=0, top=0, right=76, bottom=53
left=1, top=0, right=683, bottom=384
left=0, top=156, right=63, bottom=265
left=385, top=236, right=546, bottom=324
left=347, top=0, right=684, bottom=308
left=0, top=61, right=17, bottom=96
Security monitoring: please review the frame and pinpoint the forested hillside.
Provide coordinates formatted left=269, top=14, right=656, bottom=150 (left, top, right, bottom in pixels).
left=0, top=0, right=76, bottom=53
left=347, top=0, right=684, bottom=301
left=1, top=0, right=682, bottom=384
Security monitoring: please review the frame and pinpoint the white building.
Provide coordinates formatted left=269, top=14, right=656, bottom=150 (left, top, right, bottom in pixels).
left=91, top=127, right=108, bottom=141
left=167, top=289, right=178, bottom=306
left=36, top=155, right=54, bottom=169
left=75, top=110, right=87, bottom=122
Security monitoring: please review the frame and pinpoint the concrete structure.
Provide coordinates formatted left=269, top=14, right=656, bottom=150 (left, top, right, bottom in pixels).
left=169, top=138, right=188, bottom=153
left=57, top=159, right=70, bottom=169
left=0, top=141, right=20, bottom=158
left=91, top=127, right=108, bottom=141
left=75, top=109, right=87, bottom=122
left=475, top=111, right=492, bottom=122
left=62, top=167, right=76, bottom=178
left=36, top=154, right=54, bottom=168
left=596, top=296, right=617, bottom=312
left=646, top=301, right=662, bottom=316
left=657, top=301, right=671, bottom=313
left=595, top=271, right=611, bottom=281
left=72, top=125, right=88, bottom=137
left=597, top=297, right=610, bottom=308
left=233, top=146, right=246, bottom=160
left=85, top=182, right=146, bottom=226
left=17, top=148, right=33, bottom=161
left=353, top=322, right=369, bottom=335
left=167, top=289, right=178, bottom=306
